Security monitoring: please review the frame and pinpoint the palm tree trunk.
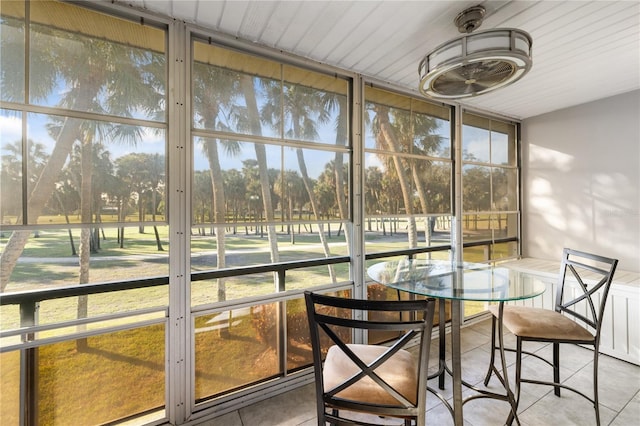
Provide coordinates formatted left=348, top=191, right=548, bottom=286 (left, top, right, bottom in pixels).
left=153, top=226, right=164, bottom=251
left=205, top=141, right=227, bottom=303
left=138, top=199, right=145, bottom=233
left=296, top=148, right=336, bottom=282
left=0, top=70, right=102, bottom=291
left=376, top=106, right=418, bottom=248
left=241, top=76, right=280, bottom=264
left=333, top=99, right=351, bottom=253
left=0, top=115, right=84, bottom=291
left=76, top=135, right=93, bottom=349
left=152, top=189, right=164, bottom=251
left=411, top=164, right=432, bottom=247
left=55, top=191, right=77, bottom=256
left=333, top=159, right=350, bottom=249
left=118, top=197, right=126, bottom=248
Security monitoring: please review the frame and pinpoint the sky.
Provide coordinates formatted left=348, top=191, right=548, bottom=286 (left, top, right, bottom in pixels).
left=1, top=109, right=503, bottom=182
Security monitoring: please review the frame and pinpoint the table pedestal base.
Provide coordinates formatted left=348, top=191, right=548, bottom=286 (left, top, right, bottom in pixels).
left=427, top=300, right=519, bottom=426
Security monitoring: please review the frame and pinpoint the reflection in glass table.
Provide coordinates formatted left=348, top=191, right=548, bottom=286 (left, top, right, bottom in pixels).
left=367, top=259, right=547, bottom=426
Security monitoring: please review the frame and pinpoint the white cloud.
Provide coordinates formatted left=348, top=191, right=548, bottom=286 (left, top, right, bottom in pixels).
left=0, top=115, right=22, bottom=147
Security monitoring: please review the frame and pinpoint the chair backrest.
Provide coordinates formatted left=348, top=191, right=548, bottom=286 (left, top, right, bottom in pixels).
left=555, top=248, right=618, bottom=337
left=304, top=291, right=435, bottom=425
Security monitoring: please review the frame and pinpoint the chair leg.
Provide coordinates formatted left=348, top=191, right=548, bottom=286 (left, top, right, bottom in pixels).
left=553, top=342, right=560, bottom=397
left=483, top=315, right=497, bottom=386
left=593, top=349, right=601, bottom=426
left=438, top=298, right=446, bottom=390
left=505, top=338, right=523, bottom=426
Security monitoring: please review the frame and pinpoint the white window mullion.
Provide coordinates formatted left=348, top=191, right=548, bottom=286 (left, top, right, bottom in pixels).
left=453, top=106, right=464, bottom=265
left=167, top=20, right=191, bottom=425
left=352, top=76, right=366, bottom=342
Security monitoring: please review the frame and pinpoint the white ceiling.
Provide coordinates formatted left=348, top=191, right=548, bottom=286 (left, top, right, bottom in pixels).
left=120, top=0, right=640, bottom=120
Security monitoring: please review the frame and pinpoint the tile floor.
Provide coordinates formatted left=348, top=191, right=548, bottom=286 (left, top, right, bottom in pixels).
left=202, top=318, right=640, bottom=425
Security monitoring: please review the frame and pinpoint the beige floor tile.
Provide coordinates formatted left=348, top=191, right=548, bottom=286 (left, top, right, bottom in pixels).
left=196, top=319, right=640, bottom=426
left=196, top=411, right=243, bottom=426
left=597, top=355, right=640, bottom=412
left=518, top=388, right=617, bottom=426
left=238, top=383, right=316, bottom=426
left=610, top=391, right=640, bottom=426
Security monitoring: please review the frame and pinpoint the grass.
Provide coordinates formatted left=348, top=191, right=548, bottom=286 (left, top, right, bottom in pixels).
left=0, top=324, right=166, bottom=426
left=0, top=217, right=511, bottom=423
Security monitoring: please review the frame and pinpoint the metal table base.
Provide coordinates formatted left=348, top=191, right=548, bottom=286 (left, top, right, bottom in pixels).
left=427, top=299, right=519, bottom=426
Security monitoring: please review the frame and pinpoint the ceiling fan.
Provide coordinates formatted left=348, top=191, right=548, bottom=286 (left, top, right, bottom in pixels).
left=418, top=5, right=533, bottom=100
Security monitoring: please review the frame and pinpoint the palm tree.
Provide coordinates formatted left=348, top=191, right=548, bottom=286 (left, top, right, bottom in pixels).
left=105, top=171, right=132, bottom=248
left=114, top=154, right=153, bottom=245
left=65, top=141, right=115, bottom=252
left=370, top=104, right=418, bottom=248
left=241, top=76, right=280, bottom=264
left=315, top=161, right=344, bottom=232
left=193, top=170, right=213, bottom=235
left=274, top=170, right=301, bottom=239
left=0, top=13, right=165, bottom=292
left=91, top=145, right=114, bottom=250
left=48, top=167, right=81, bottom=255
left=364, top=166, right=384, bottom=231
left=222, top=169, right=246, bottom=233
left=389, top=109, right=443, bottom=244
left=192, top=58, right=244, bottom=302
left=260, top=80, right=336, bottom=281
left=321, top=93, right=351, bottom=251
left=143, top=153, right=166, bottom=251
left=1, top=139, right=49, bottom=223
left=380, top=162, right=404, bottom=235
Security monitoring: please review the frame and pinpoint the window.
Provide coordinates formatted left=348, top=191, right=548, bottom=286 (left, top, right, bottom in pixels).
left=363, top=86, right=452, bottom=256
left=461, top=112, right=519, bottom=318
left=461, top=112, right=519, bottom=263
left=362, top=86, right=453, bottom=337
left=190, top=39, right=352, bottom=401
left=0, top=2, right=168, bottom=424
left=1, top=2, right=523, bottom=423
left=1, top=1, right=168, bottom=288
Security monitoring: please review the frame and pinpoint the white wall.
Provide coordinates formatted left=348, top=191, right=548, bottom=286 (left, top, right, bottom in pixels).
left=521, top=90, right=640, bottom=272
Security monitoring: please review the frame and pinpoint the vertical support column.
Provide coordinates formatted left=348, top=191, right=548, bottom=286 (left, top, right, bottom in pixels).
left=515, top=122, right=523, bottom=258
left=452, top=106, right=465, bottom=425
left=438, top=298, right=446, bottom=390
left=20, top=301, right=38, bottom=426
left=451, top=299, right=463, bottom=426
left=277, top=270, right=286, bottom=375
left=167, top=20, right=191, bottom=424
left=352, top=76, right=366, bottom=342
left=452, top=106, right=463, bottom=265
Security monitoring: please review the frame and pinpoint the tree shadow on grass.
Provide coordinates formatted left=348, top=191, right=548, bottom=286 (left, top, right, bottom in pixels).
left=89, top=259, right=147, bottom=270
left=9, top=264, right=77, bottom=287
left=82, top=344, right=164, bottom=373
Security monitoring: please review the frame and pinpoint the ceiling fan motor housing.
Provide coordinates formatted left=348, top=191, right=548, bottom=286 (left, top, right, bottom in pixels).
left=454, top=5, right=486, bottom=33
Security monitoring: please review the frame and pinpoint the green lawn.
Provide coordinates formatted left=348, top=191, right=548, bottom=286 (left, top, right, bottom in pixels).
left=0, top=218, right=507, bottom=424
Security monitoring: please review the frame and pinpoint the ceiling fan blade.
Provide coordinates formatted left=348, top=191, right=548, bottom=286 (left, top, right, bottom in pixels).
left=432, top=79, right=468, bottom=95
left=429, top=60, right=517, bottom=96
left=442, top=67, right=471, bottom=82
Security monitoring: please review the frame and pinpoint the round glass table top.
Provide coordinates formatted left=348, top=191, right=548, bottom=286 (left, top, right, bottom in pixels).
left=367, top=259, right=547, bottom=302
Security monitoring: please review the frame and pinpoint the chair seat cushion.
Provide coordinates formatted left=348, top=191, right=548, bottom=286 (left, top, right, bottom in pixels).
left=323, top=344, right=417, bottom=406
left=488, top=305, right=595, bottom=342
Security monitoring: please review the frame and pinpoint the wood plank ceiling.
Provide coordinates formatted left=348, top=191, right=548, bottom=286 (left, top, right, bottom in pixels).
left=121, top=0, right=640, bottom=120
